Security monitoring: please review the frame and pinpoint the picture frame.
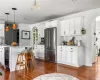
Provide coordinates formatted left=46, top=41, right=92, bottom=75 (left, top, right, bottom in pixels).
left=21, top=30, right=30, bottom=39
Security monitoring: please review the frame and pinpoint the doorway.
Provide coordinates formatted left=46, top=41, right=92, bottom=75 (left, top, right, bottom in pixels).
left=94, top=16, right=100, bottom=64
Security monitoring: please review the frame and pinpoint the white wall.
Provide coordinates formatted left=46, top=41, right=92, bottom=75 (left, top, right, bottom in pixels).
left=18, top=24, right=32, bottom=46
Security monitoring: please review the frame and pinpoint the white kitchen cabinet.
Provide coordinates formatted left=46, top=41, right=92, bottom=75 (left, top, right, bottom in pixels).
left=69, top=18, right=75, bottom=35
left=37, top=23, right=45, bottom=37
left=34, top=45, right=40, bottom=58
left=74, top=17, right=83, bottom=35
left=0, top=47, right=4, bottom=66
left=66, top=47, right=72, bottom=65
left=60, top=17, right=83, bottom=36
left=34, top=45, right=45, bottom=59
left=60, top=20, right=70, bottom=36
left=57, top=46, right=83, bottom=67
left=45, top=20, right=57, bottom=28
left=57, top=46, right=62, bottom=63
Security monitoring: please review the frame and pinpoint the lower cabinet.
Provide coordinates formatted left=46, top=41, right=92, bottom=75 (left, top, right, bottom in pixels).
left=34, top=45, right=44, bottom=59
left=0, top=47, right=4, bottom=66
left=57, top=46, right=83, bottom=67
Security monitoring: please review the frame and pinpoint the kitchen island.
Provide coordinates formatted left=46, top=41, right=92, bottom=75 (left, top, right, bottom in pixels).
left=0, top=45, right=32, bottom=72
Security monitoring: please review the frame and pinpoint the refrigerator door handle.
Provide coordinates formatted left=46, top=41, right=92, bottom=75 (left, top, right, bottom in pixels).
left=49, top=30, right=50, bottom=48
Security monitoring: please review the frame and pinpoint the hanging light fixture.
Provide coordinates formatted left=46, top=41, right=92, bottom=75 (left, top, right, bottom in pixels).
left=5, top=13, right=9, bottom=32
left=31, top=0, right=40, bottom=10
left=12, top=8, right=17, bottom=30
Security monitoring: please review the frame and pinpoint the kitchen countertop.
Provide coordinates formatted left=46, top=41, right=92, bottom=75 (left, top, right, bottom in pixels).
left=58, top=45, right=82, bottom=47
left=0, top=45, right=32, bottom=47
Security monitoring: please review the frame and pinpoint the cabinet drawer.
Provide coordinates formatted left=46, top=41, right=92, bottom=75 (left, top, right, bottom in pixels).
left=67, top=47, right=78, bottom=51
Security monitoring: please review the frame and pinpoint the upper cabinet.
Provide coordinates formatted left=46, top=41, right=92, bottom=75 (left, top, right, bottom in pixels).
left=60, top=20, right=70, bottom=36
left=37, top=23, right=45, bottom=38
left=74, top=17, right=83, bottom=35
left=60, top=17, right=83, bottom=36
left=45, top=20, right=57, bottom=28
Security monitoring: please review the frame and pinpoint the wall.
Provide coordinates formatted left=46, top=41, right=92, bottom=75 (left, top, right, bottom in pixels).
left=18, top=24, right=32, bottom=46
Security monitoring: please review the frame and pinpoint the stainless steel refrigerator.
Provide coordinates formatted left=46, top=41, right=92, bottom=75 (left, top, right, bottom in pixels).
left=44, top=27, right=57, bottom=63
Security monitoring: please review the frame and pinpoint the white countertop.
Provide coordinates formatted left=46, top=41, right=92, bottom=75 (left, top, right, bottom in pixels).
left=58, top=45, right=82, bottom=47
left=0, top=45, right=32, bottom=47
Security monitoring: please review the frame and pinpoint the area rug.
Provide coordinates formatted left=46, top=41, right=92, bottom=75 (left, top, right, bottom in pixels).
left=33, top=73, right=79, bottom=80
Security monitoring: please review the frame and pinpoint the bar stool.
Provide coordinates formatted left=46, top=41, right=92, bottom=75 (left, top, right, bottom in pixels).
left=25, top=52, right=34, bottom=71
left=15, top=53, right=27, bottom=71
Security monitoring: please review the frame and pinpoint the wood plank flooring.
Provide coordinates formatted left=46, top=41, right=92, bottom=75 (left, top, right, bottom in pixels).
left=0, top=57, right=100, bottom=80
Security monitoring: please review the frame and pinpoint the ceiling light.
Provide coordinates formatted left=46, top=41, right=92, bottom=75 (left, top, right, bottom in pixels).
left=31, top=0, right=40, bottom=11
left=12, top=8, right=17, bottom=30
left=5, top=13, right=9, bottom=32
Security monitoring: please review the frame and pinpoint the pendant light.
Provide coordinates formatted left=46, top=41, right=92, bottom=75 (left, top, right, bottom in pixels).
left=5, top=13, right=9, bottom=32
left=12, top=8, right=17, bottom=30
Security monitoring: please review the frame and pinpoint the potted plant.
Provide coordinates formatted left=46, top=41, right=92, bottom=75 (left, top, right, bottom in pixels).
left=0, top=72, right=2, bottom=76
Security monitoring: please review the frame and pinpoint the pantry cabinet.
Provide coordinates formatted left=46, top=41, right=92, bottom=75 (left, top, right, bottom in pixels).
left=60, top=17, right=83, bottom=36
left=57, top=46, right=83, bottom=67
left=34, top=45, right=45, bottom=59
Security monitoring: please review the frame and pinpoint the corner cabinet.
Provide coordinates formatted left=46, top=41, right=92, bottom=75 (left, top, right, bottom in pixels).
left=57, top=46, right=83, bottom=67
left=60, top=17, right=83, bottom=36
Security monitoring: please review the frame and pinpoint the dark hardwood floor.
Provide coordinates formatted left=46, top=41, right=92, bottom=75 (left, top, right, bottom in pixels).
left=0, top=57, right=100, bottom=80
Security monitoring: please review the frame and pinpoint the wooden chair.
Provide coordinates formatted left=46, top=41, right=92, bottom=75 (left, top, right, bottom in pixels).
left=15, top=53, right=27, bottom=71
left=25, top=52, right=34, bottom=71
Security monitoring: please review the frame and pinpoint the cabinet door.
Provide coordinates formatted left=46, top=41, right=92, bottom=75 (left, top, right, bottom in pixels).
left=69, top=19, right=75, bottom=35
left=57, top=46, right=62, bottom=63
left=71, top=51, right=78, bottom=67
left=37, top=26, right=42, bottom=37
left=45, top=22, right=50, bottom=28
left=60, top=20, right=66, bottom=36
left=34, top=45, right=40, bottom=58
left=74, top=17, right=82, bottom=35
left=65, top=20, right=70, bottom=36
left=50, top=20, right=57, bottom=27
left=1, top=47, right=4, bottom=66
left=61, top=47, right=66, bottom=64
left=40, top=45, right=44, bottom=59
left=66, top=47, right=72, bottom=65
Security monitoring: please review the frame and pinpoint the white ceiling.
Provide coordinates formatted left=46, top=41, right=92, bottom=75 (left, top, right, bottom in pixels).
left=0, top=0, right=100, bottom=24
